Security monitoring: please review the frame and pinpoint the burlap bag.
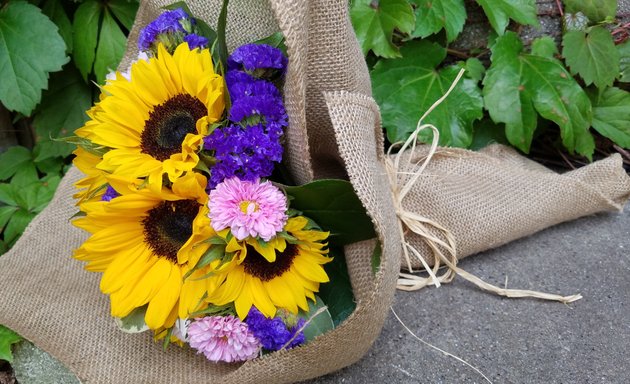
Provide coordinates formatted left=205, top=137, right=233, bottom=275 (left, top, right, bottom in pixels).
left=399, top=144, right=630, bottom=271
left=0, top=0, right=401, bottom=383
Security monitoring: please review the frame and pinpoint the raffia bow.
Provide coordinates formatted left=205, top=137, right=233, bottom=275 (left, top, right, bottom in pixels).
left=385, top=69, right=582, bottom=304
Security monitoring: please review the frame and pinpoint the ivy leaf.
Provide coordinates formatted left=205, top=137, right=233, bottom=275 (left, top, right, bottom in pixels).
left=409, top=0, right=466, bottom=42
left=0, top=1, right=68, bottom=115
left=0, top=146, right=35, bottom=181
left=42, top=0, right=74, bottom=53
left=587, top=87, right=630, bottom=148
left=562, top=26, right=619, bottom=89
left=617, top=40, right=630, bottom=83
left=93, top=9, right=127, bottom=84
left=73, top=0, right=102, bottom=80
left=4, top=209, right=36, bottom=245
left=564, top=0, right=616, bottom=23
left=474, top=0, right=538, bottom=35
left=107, top=0, right=139, bottom=31
left=563, top=12, right=590, bottom=32
left=531, top=36, right=558, bottom=58
left=350, top=0, right=415, bottom=58
left=470, top=118, right=509, bottom=150
left=0, top=206, right=19, bottom=231
left=0, top=325, right=22, bottom=363
left=462, top=57, right=486, bottom=82
left=371, top=40, right=483, bottom=146
left=33, top=65, right=91, bottom=161
left=483, top=32, right=594, bottom=158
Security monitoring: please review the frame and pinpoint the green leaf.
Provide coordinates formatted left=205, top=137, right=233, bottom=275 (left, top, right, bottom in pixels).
left=587, top=87, right=630, bottom=148
left=282, top=179, right=375, bottom=246
left=0, top=206, right=19, bottom=231
left=34, top=156, right=64, bottom=175
left=0, top=146, right=34, bottom=181
left=4, top=209, right=36, bottom=245
left=0, top=184, right=18, bottom=206
left=115, top=306, right=149, bottom=333
left=94, top=9, right=127, bottom=84
left=470, top=117, right=509, bottom=150
left=107, top=0, right=139, bottom=30
left=317, top=247, right=355, bottom=326
left=11, top=165, right=39, bottom=188
left=215, top=0, right=229, bottom=75
left=350, top=0, right=415, bottom=58
left=531, top=36, right=558, bottom=58
left=409, top=0, right=466, bottom=42
left=371, top=40, right=483, bottom=146
left=564, top=0, right=616, bottom=23
left=371, top=241, right=381, bottom=275
left=562, top=26, right=619, bottom=89
left=25, top=175, right=61, bottom=213
left=0, top=325, right=22, bottom=363
left=73, top=0, right=102, bottom=80
left=255, top=32, right=287, bottom=56
left=298, top=296, right=334, bottom=342
left=0, top=1, right=68, bottom=115
left=483, top=32, right=594, bottom=158
left=474, top=0, right=538, bottom=35
left=463, top=57, right=486, bottom=82
left=617, top=39, right=630, bottom=83
left=33, top=65, right=91, bottom=161
left=563, top=12, right=590, bottom=32
left=42, top=0, right=74, bottom=53
left=183, top=245, right=225, bottom=280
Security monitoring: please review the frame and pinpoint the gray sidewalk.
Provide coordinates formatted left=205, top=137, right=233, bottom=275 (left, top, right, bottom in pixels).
left=309, top=208, right=630, bottom=383
left=9, top=208, right=629, bottom=383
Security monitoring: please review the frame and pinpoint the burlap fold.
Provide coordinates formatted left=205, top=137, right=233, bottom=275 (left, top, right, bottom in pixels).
left=399, top=144, right=630, bottom=269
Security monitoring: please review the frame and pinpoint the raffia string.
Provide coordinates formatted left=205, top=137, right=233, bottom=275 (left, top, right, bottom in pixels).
left=386, top=68, right=582, bottom=304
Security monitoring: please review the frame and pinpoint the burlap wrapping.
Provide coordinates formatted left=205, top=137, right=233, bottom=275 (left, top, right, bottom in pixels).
left=399, top=145, right=630, bottom=269
left=0, top=0, right=400, bottom=383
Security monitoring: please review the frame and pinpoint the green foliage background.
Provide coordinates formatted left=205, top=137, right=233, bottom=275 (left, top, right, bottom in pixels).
left=0, top=0, right=138, bottom=253
left=351, top=0, right=630, bottom=162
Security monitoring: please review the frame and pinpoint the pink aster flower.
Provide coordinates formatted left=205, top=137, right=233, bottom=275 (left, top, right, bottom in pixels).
left=208, top=177, right=288, bottom=241
left=187, top=315, right=261, bottom=363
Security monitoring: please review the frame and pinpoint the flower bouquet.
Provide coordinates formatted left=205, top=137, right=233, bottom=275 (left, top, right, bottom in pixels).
left=70, top=3, right=379, bottom=364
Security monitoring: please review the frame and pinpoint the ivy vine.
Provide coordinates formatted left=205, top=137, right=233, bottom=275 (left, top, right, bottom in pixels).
left=350, top=0, right=630, bottom=165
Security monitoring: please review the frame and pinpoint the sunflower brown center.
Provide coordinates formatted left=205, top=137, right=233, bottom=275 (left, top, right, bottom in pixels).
left=242, top=244, right=298, bottom=281
left=140, top=94, right=207, bottom=161
left=142, top=200, right=199, bottom=262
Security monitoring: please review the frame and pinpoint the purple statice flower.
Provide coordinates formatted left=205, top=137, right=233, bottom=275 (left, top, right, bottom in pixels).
left=183, top=33, right=209, bottom=50
left=227, top=44, right=288, bottom=79
left=101, top=186, right=119, bottom=202
left=225, top=70, right=257, bottom=91
left=228, top=79, right=281, bottom=103
left=245, top=307, right=306, bottom=351
left=229, top=94, right=288, bottom=127
left=137, top=8, right=190, bottom=51
left=204, top=123, right=283, bottom=189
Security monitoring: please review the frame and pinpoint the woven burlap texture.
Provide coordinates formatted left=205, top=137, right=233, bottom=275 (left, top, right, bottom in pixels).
left=398, top=144, right=630, bottom=269
left=0, top=0, right=400, bottom=383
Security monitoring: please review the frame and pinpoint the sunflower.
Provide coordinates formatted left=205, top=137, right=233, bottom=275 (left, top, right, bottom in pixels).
left=75, top=43, right=225, bottom=191
left=73, top=175, right=222, bottom=330
left=205, top=216, right=332, bottom=320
